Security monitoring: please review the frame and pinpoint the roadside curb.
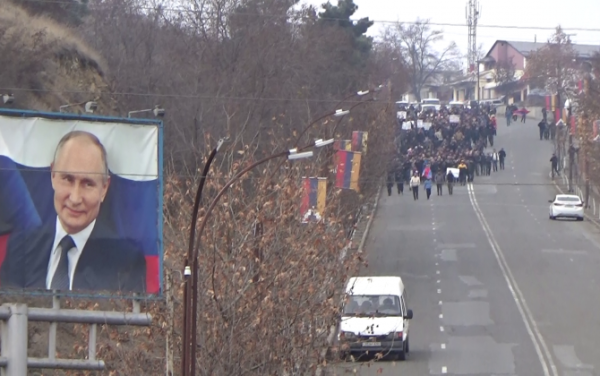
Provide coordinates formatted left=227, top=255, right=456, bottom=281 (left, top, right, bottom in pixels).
left=316, top=183, right=383, bottom=376
left=357, top=184, right=382, bottom=254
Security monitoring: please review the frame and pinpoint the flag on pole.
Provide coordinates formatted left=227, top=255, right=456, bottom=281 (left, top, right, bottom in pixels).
left=351, top=131, right=368, bottom=154
left=335, top=150, right=361, bottom=191
left=300, top=177, right=327, bottom=223
left=333, top=139, right=352, bottom=151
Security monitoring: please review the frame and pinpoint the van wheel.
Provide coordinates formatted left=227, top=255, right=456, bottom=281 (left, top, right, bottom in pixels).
left=405, top=337, right=410, bottom=353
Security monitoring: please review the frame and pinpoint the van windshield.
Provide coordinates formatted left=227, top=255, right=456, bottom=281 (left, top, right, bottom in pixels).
left=422, top=99, right=440, bottom=104
left=343, top=295, right=402, bottom=316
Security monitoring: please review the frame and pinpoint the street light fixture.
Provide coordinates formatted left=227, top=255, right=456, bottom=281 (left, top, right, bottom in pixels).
left=314, top=138, right=335, bottom=147
left=288, top=150, right=314, bottom=160
left=59, top=101, right=97, bottom=113
left=2, top=94, right=14, bottom=104
left=128, top=105, right=165, bottom=118
left=181, top=140, right=330, bottom=376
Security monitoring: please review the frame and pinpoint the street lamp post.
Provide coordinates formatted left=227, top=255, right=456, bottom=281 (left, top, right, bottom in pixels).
left=181, top=140, right=333, bottom=376
left=181, top=138, right=226, bottom=376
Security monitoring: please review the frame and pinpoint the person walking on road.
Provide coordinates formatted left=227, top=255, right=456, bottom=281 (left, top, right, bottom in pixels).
left=538, top=120, right=546, bottom=140
left=491, top=149, right=499, bottom=172
left=458, top=160, right=468, bottom=186
left=446, top=169, right=455, bottom=195
left=424, top=179, right=432, bottom=200
left=394, top=165, right=404, bottom=195
left=409, top=172, right=420, bottom=200
left=499, top=148, right=506, bottom=170
left=520, top=106, right=528, bottom=122
left=386, top=169, right=395, bottom=196
left=505, top=104, right=512, bottom=126
left=550, top=153, right=559, bottom=178
left=434, top=169, right=445, bottom=196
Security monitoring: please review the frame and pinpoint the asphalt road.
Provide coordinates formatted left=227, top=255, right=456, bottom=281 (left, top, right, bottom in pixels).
left=328, top=115, right=600, bottom=376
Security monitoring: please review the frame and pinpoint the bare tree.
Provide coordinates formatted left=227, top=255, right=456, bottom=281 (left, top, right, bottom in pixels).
left=526, top=26, right=580, bottom=106
left=494, top=58, right=517, bottom=97
left=383, top=19, right=460, bottom=102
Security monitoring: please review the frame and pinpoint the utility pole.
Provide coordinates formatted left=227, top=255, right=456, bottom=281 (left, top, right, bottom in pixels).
left=466, top=0, right=481, bottom=100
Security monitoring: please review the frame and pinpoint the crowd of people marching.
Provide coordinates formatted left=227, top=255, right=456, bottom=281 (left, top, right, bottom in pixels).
left=387, top=102, right=507, bottom=200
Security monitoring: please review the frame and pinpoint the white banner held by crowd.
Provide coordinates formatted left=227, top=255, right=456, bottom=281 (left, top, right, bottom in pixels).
left=417, top=120, right=424, bottom=128
left=423, top=122, right=432, bottom=130
left=401, top=122, right=411, bottom=130
left=397, top=111, right=407, bottom=120
left=449, top=115, right=460, bottom=123
left=446, top=168, right=460, bottom=178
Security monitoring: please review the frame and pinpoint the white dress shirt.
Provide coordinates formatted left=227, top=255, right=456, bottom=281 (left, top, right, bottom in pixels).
left=46, top=217, right=96, bottom=290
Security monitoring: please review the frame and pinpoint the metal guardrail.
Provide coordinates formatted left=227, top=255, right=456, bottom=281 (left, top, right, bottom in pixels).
left=0, top=299, right=152, bottom=375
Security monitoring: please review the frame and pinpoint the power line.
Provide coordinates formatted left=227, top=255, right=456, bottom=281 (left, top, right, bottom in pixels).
left=0, top=87, right=391, bottom=105
left=7, top=0, right=600, bottom=33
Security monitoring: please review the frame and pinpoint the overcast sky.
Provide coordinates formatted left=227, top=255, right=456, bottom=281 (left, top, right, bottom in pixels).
left=300, top=0, right=600, bottom=62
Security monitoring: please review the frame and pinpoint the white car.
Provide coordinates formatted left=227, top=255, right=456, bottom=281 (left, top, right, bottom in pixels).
left=549, top=194, right=584, bottom=221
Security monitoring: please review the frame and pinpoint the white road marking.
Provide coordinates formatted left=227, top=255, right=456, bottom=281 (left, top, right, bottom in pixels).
left=441, top=343, right=446, bottom=349
left=435, top=262, right=439, bottom=266
left=436, top=270, right=440, bottom=274
left=439, top=300, right=442, bottom=305
left=437, top=289, right=441, bottom=294
left=467, top=183, right=557, bottom=376
left=442, top=366, right=448, bottom=374
left=542, top=249, right=588, bottom=256
left=440, top=326, right=444, bottom=332
left=439, top=313, right=443, bottom=319
left=437, top=280, right=440, bottom=284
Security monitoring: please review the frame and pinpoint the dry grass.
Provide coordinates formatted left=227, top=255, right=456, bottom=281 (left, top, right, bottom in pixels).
left=0, top=0, right=113, bottom=113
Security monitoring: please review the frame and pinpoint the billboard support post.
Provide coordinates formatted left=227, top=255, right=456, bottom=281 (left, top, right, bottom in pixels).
left=0, top=301, right=152, bottom=374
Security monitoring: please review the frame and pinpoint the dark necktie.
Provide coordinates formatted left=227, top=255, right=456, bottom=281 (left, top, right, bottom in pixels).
left=51, top=235, right=76, bottom=290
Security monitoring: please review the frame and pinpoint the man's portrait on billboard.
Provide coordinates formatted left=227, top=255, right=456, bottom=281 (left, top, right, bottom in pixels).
left=0, top=115, right=162, bottom=294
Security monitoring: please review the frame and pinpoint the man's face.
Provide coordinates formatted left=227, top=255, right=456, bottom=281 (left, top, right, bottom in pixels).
left=51, top=137, right=110, bottom=234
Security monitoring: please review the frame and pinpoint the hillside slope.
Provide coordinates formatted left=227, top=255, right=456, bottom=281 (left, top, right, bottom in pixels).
left=0, top=0, right=114, bottom=114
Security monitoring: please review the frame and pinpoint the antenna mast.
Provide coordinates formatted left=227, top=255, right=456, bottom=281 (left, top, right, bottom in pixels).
left=466, top=0, right=481, bottom=73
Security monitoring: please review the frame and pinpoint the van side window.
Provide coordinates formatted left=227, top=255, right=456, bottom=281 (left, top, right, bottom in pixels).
left=400, top=296, right=407, bottom=315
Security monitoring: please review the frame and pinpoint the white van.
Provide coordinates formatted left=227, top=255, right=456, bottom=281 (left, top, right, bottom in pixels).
left=337, top=276, right=413, bottom=360
left=421, top=98, right=441, bottom=111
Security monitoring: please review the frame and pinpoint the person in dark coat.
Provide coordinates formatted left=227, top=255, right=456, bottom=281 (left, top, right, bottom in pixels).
left=538, top=121, right=546, bottom=140
left=446, top=170, right=455, bottom=195
left=498, top=148, right=507, bottom=170
left=386, top=169, right=395, bottom=196
left=395, top=166, right=404, bottom=195
left=434, top=169, right=445, bottom=196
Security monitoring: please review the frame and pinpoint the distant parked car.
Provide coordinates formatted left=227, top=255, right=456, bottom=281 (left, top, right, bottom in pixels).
left=421, top=98, right=441, bottom=112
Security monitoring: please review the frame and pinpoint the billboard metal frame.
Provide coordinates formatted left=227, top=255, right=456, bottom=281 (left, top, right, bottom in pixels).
left=0, top=108, right=164, bottom=300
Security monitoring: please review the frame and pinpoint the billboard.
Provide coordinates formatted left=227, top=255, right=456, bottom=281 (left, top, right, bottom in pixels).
left=0, top=110, right=163, bottom=296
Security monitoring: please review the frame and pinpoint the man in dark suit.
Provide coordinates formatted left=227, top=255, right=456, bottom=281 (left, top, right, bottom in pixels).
left=0, top=130, right=146, bottom=293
